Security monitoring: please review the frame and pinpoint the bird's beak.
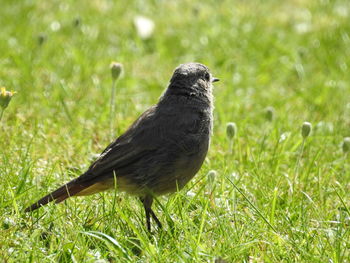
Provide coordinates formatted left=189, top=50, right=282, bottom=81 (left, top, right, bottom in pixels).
left=211, top=77, right=220, bottom=83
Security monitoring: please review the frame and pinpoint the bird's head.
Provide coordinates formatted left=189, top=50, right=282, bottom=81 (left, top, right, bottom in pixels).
left=164, top=63, right=219, bottom=104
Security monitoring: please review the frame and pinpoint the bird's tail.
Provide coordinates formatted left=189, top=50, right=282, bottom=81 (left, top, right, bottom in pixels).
left=24, top=177, right=92, bottom=212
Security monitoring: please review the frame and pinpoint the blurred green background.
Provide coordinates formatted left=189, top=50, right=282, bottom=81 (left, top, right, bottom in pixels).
left=0, top=0, right=349, bottom=262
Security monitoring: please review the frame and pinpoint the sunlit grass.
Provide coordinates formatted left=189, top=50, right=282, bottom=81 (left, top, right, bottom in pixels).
left=1, top=0, right=349, bottom=261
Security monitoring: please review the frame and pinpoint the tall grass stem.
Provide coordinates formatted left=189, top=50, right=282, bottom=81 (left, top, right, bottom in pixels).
left=110, top=79, right=117, bottom=139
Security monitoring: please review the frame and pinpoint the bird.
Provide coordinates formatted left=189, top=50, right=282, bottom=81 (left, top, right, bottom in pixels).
left=25, top=62, right=219, bottom=231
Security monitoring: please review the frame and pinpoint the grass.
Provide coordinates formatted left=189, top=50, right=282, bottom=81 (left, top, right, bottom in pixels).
left=1, top=0, right=350, bottom=261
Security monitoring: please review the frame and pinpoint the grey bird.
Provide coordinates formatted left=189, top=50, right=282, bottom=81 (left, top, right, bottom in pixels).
left=25, top=62, right=219, bottom=231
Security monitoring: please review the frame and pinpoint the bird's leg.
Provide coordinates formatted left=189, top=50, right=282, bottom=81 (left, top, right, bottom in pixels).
left=149, top=209, right=162, bottom=230
left=140, top=195, right=162, bottom=231
left=140, top=196, right=152, bottom=231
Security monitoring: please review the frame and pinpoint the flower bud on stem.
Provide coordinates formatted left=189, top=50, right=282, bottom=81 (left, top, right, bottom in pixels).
left=0, top=87, right=16, bottom=121
left=109, top=62, right=123, bottom=139
left=294, top=122, right=312, bottom=191
left=226, top=122, right=237, bottom=154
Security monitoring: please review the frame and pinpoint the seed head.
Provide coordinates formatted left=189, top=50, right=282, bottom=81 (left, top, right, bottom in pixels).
left=0, top=87, right=16, bottom=110
left=301, top=122, right=312, bottom=138
left=37, top=33, right=46, bottom=45
left=73, top=17, right=81, bottom=27
left=265, top=106, right=275, bottom=122
left=226, top=122, right=237, bottom=139
left=207, top=170, right=217, bottom=186
left=342, top=137, right=350, bottom=153
left=110, top=62, right=123, bottom=81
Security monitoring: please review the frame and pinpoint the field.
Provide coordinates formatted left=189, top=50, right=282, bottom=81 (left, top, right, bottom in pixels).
left=1, top=0, right=350, bottom=262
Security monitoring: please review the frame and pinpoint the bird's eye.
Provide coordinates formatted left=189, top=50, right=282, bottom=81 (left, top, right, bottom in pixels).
left=204, top=72, right=210, bottom=81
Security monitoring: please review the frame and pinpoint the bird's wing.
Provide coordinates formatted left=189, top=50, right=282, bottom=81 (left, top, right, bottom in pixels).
left=78, top=104, right=206, bottom=183
left=76, top=106, right=161, bottom=183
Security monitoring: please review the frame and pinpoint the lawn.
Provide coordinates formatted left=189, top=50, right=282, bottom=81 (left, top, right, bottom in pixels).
left=0, top=0, right=349, bottom=262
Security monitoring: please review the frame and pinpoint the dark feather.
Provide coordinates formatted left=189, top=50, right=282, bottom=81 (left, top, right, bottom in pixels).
left=24, top=176, right=94, bottom=212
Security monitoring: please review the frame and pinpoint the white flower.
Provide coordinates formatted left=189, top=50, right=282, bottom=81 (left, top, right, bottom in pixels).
left=279, top=132, right=290, bottom=143
left=295, top=22, right=311, bottom=34
left=50, top=21, right=61, bottom=32
left=134, top=16, right=155, bottom=39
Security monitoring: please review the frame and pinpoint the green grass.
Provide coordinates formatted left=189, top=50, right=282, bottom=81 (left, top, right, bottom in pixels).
left=1, top=0, right=350, bottom=261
